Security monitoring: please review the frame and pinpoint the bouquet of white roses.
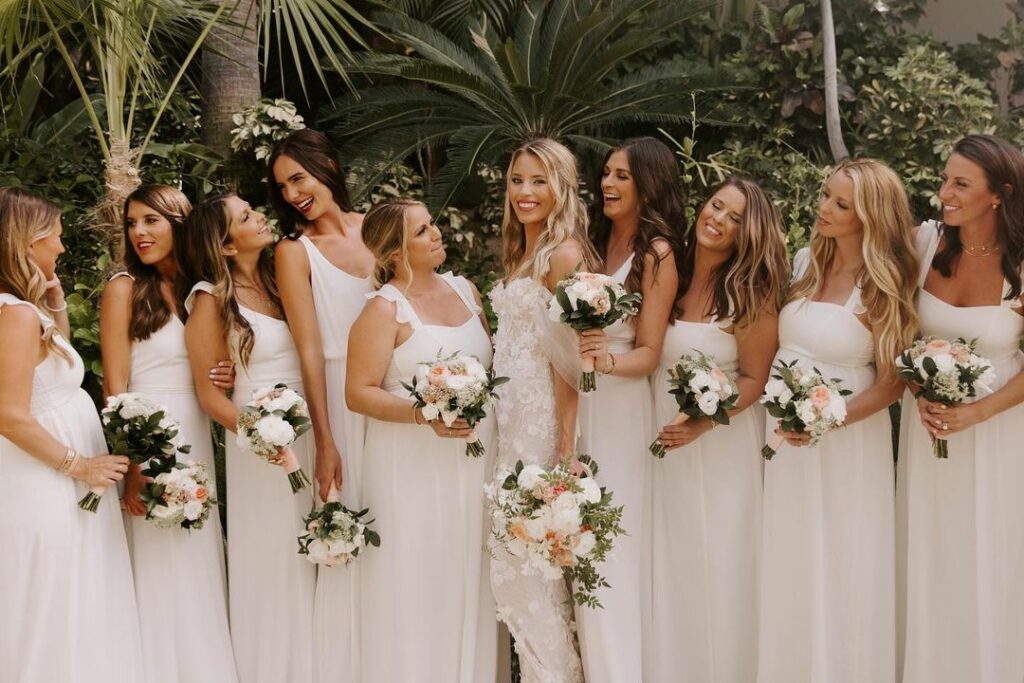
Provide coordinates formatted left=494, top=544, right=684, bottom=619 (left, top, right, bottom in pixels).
left=140, top=459, right=215, bottom=530
left=486, top=454, right=625, bottom=608
left=402, top=351, right=509, bottom=457
left=895, top=336, right=994, bottom=458
left=236, top=383, right=312, bottom=493
left=81, top=393, right=191, bottom=512
left=547, top=271, right=642, bottom=392
left=760, top=360, right=851, bottom=460
left=650, top=351, right=740, bottom=458
left=297, top=487, right=380, bottom=567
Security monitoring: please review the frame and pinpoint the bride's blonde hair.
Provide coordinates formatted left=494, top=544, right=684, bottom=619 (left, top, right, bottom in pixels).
left=0, top=188, right=72, bottom=363
left=500, top=138, right=600, bottom=281
left=788, top=158, right=919, bottom=372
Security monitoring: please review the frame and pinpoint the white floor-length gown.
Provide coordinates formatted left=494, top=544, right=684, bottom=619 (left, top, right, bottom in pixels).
left=187, top=282, right=316, bottom=683
left=897, top=223, right=1024, bottom=683
left=757, top=249, right=895, bottom=683
left=118, top=275, right=237, bottom=682
left=575, top=256, right=646, bottom=683
left=647, top=317, right=763, bottom=682
left=489, top=276, right=585, bottom=683
left=359, top=273, right=498, bottom=682
left=0, top=294, right=144, bottom=682
left=297, top=236, right=373, bottom=683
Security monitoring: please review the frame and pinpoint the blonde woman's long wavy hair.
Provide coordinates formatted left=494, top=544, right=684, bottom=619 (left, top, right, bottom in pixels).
left=361, top=199, right=423, bottom=289
left=501, top=138, right=600, bottom=281
left=788, top=158, right=919, bottom=373
left=0, top=187, right=73, bottom=364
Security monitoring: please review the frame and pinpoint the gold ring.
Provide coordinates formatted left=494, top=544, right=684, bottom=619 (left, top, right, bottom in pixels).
left=942, top=421, right=949, bottom=431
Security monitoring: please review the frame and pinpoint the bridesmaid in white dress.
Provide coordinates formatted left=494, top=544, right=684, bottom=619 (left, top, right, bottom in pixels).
left=489, top=138, right=601, bottom=683
left=270, top=130, right=374, bottom=683
left=347, top=199, right=498, bottom=682
left=649, top=177, right=788, bottom=683
left=898, top=135, right=1024, bottom=683
left=178, top=194, right=316, bottom=683
left=757, top=159, right=919, bottom=683
left=0, top=187, right=144, bottom=682
left=575, top=137, right=681, bottom=683
left=98, top=185, right=238, bottom=682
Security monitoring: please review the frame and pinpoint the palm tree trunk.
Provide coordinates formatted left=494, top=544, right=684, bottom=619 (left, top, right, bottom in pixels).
left=201, top=0, right=261, bottom=158
left=821, top=0, right=849, bottom=162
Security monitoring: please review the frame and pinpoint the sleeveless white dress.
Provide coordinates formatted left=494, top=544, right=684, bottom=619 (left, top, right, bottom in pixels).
left=0, top=294, right=144, bottom=682
left=186, top=281, right=316, bottom=683
left=647, top=316, right=763, bottom=683
left=489, top=276, right=584, bottom=683
left=574, top=256, right=647, bottom=683
left=897, top=223, right=1024, bottom=683
left=117, top=275, right=237, bottom=683
left=296, top=236, right=373, bottom=683
left=757, top=248, right=896, bottom=683
left=358, top=273, right=498, bottom=682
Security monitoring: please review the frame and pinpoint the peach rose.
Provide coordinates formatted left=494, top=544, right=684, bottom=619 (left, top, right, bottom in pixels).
left=810, top=384, right=832, bottom=411
left=195, top=486, right=208, bottom=502
left=924, top=339, right=952, bottom=356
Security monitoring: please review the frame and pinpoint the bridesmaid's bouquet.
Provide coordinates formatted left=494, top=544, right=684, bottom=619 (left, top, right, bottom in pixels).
left=760, top=360, right=851, bottom=460
left=486, top=454, right=625, bottom=608
left=650, top=351, right=740, bottom=458
left=547, top=271, right=642, bottom=392
left=82, top=393, right=191, bottom=512
left=140, top=459, right=215, bottom=530
left=895, top=336, right=995, bottom=458
left=236, top=383, right=312, bottom=493
left=403, top=351, right=509, bottom=458
left=297, top=488, right=380, bottom=567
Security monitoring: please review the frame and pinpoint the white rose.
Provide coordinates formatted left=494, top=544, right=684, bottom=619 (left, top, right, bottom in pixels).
left=573, top=530, right=596, bottom=558
left=522, top=514, right=549, bottom=542
left=796, top=399, right=817, bottom=426
left=577, top=477, right=601, bottom=505
left=549, top=495, right=582, bottom=535
left=932, top=353, right=956, bottom=372
left=764, top=378, right=786, bottom=400
left=264, top=389, right=301, bottom=413
left=517, top=465, right=547, bottom=490
left=183, top=500, right=203, bottom=521
left=690, top=369, right=713, bottom=391
left=255, top=415, right=296, bottom=447
left=697, top=392, right=720, bottom=416
left=306, top=538, right=331, bottom=564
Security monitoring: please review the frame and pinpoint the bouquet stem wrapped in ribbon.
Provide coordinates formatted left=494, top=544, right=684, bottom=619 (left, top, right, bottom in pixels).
left=760, top=360, right=851, bottom=460
left=486, top=454, right=625, bottom=609
left=236, top=383, right=312, bottom=493
left=297, top=484, right=380, bottom=567
left=895, top=336, right=994, bottom=458
left=403, top=351, right=509, bottom=458
left=547, top=271, right=641, bottom=392
left=82, top=393, right=191, bottom=513
left=650, top=351, right=739, bottom=458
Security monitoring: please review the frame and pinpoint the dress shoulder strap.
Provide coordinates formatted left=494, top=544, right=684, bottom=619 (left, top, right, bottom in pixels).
left=184, top=280, right=217, bottom=315
left=439, top=271, right=482, bottom=316
left=792, top=247, right=811, bottom=281
left=366, top=284, right=422, bottom=328
left=109, top=271, right=135, bottom=282
left=914, top=221, right=942, bottom=287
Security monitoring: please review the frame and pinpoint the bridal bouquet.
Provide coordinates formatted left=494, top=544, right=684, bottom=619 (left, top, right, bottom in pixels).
left=297, top=488, right=380, bottom=567
left=81, top=393, right=191, bottom=512
left=236, top=383, right=312, bottom=493
left=895, top=336, right=994, bottom=458
left=140, top=459, right=215, bottom=530
left=760, top=360, right=851, bottom=460
left=650, top=351, right=740, bottom=458
left=402, top=351, right=509, bottom=458
left=486, top=455, right=625, bottom=608
left=547, top=271, right=642, bottom=392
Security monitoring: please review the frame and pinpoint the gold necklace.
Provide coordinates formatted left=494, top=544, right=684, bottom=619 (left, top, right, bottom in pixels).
left=962, top=239, right=1001, bottom=257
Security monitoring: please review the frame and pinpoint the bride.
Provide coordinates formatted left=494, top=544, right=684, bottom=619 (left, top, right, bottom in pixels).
left=488, top=137, right=601, bottom=683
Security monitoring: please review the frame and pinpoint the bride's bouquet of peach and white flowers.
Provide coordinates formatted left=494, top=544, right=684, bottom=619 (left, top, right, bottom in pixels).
left=650, top=351, right=740, bottom=458
left=297, top=488, right=380, bottom=567
left=760, top=360, right=851, bottom=460
left=486, top=455, right=625, bottom=608
left=547, top=271, right=642, bottom=392
left=140, top=459, right=215, bottom=530
left=81, top=393, right=191, bottom=512
left=403, top=351, right=509, bottom=458
left=236, top=383, right=312, bottom=493
left=895, top=336, right=994, bottom=458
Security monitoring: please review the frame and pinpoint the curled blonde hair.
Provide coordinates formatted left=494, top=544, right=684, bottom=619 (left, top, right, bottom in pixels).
left=789, top=158, right=919, bottom=372
left=501, top=138, right=600, bottom=281
left=0, top=188, right=72, bottom=363
left=362, top=199, right=425, bottom=289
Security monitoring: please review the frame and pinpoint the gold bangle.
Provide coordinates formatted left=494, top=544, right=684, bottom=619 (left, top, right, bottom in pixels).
left=412, top=405, right=422, bottom=425
left=56, top=447, right=74, bottom=473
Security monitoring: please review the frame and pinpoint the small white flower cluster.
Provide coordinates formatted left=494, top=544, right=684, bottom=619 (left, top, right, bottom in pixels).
left=102, top=393, right=174, bottom=429
left=147, top=461, right=214, bottom=530
left=675, top=353, right=738, bottom=418
left=896, top=337, right=995, bottom=405
left=547, top=272, right=623, bottom=321
left=230, top=98, right=306, bottom=160
left=298, top=504, right=375, bottom=567
left=411, top=354, right=490, bottom=426
left=236, top=385, right=308, bottom=460
left=761, top=362, right=849, bottom=458
left=487, top=464, right=602, bottom=580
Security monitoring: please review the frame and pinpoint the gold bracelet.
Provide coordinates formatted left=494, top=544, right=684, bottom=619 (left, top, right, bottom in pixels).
left=412, top=404, right=422, bottom=425
left=56, top=447, right=75, bottom=473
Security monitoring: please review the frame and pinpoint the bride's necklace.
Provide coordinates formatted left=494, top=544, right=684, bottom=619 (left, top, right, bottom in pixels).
left=962, top=238, right=1001, bottom=257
